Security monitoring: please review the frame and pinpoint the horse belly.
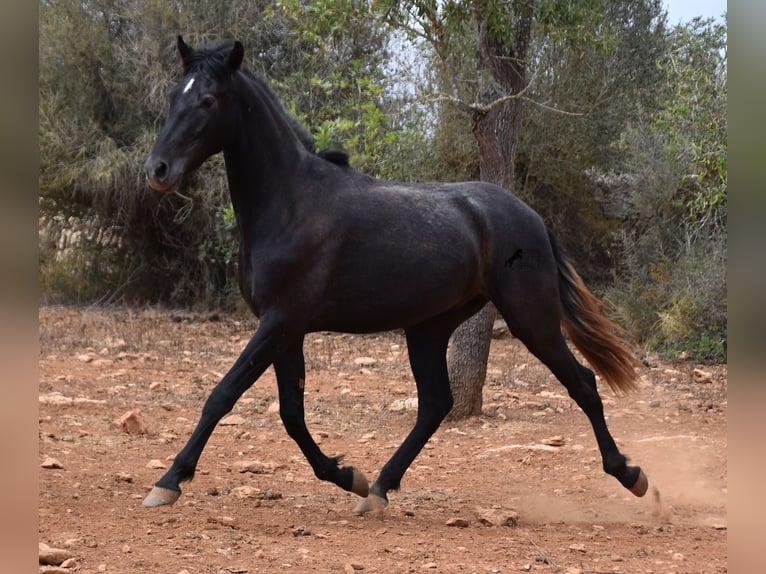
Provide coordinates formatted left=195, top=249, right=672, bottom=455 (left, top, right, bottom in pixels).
left=310, top=247, right=482, bottom=333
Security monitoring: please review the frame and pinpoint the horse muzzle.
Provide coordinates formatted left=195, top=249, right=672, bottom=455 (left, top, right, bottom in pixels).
left=144, top=156, right=182, bottom=193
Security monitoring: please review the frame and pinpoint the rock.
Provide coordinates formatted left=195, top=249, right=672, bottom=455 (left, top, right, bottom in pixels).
left=446, top=517, right=470, bottom=528
left=267, top=401, right=280, bottom=414
left=693, top=368, right=713, bottom=384
left=540, top=435, right=566, bottom=447
left=568, top=543, right=586, bottom=553
left=40, top=567, right=70, bottom=574
left=353, top=357, right=377, bottom=367
left=39, top=542, right=74, bottom=565
left=234, top=460, right=276, bottom=474
left=476, top=508, right=519, bottom=527
left=231, top=485, right=260, bottom=499
left=344, top=563, right=364, bottom=573
left=422, top=563, right=438, bottom=569
left=76, top=354, right=93, bottom=363
left=118, top=409, right=148, bottom=435
left=146, top=459, right=166, bottom=469
left=220, top=414, right=247, bottom=426
left=115, top=472, right=134, bottom=483
left=389, top=398, right=418, bottom=412
left=208, top=515, right=237, bottom=527
left=41, top=457, right=64, bottom=469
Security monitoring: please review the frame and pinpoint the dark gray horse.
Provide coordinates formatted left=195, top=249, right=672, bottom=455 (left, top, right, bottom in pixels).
left=143, top=36, right=648, bottom=514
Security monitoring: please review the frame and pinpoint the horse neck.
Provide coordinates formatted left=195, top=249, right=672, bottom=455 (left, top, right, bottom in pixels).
left=223, top=74, right=307, bottom=220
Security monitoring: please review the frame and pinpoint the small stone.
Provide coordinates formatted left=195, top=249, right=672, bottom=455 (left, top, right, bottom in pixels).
left=672, top=552, right=685, bottom=561
left=292, top=525, right=311, bottom=536
left=353, top=357, right=376, bottom=367
left=118, top=409, right=148, bottom=435
left=344, top=563, right=364, bottom=573
left=146, top=459, right=166, bottom=469
left=476, top=508, right=519, bottom=527
left=389, top=398, right=418, bottom=412
left=220, top=414, right=247, bottom=426
left=231, top=485, right=260, bottom=500
left=267, top=401, right=280, bottom=414
left=41, top=457, right=64, bottom=469
left=422, top=563, right=437, bottom=569
left=540, top=435, right=566, bottom=447
left=446, top=517, right=470, bottom=528
left=115, top=472, right=134, bottom=483
left=40, top=567, right=70, bottom=574
left=234, top=460, right=276, bottom=474
left=568, top=543, right=586, bottom=553
left=693, top=369, right=713, bottom=384
left=77, top=354, right=93, bottom=363
left=208, top=515, right=237, bottom=527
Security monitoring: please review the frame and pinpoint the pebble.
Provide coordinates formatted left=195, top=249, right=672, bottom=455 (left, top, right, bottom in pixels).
left=41, top=457, right=64, bottom=469
left=118, top=409, right=148, bottom=435
left=220, top=414, right=247, bottom=426
left=446, top=517, right=470, bottom=528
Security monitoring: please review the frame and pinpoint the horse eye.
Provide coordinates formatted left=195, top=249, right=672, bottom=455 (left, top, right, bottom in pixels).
left=199, top=94, right=216, bottom=109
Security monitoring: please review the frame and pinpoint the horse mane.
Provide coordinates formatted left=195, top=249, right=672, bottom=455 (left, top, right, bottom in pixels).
left=238, top=69, right=350, bottom=167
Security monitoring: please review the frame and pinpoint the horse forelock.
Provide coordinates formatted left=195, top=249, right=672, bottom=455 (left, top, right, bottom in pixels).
left=182, top=40, right=237, bottom=80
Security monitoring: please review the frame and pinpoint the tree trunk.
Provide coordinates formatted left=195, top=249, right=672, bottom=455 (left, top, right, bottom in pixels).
left=447, top=0, right=533, bottom=419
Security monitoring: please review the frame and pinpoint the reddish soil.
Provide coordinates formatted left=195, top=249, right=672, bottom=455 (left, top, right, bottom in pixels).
left=39, top=306, right=727, bottom=573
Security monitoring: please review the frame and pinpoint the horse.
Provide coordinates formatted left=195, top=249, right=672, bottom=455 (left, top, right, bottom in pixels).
left=143, top=36, right=648, bottom=514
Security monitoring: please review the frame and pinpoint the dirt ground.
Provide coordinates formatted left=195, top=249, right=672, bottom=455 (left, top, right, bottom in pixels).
left=38, top=306, right=727, bottom=574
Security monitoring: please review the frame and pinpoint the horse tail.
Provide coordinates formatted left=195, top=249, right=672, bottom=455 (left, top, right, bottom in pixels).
left=547, top=228, right=641, bottom=393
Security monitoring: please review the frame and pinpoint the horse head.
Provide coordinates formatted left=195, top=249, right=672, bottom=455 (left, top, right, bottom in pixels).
left=145, top=36, right=244, bottom=192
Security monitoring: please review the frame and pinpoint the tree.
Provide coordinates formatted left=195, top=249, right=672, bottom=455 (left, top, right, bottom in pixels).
left=609, top=16, right=727, bottom=362
left=39, top=0, right=402, bottom=306
left=378, top=0, right=668, bottom=417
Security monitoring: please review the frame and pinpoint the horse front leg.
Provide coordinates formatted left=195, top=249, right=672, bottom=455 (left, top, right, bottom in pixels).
left=143, top=319, right=288, bottom=507
left=273, top=342, right=369, bottom=498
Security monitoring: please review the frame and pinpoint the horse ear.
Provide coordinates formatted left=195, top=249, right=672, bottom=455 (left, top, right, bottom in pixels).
left=227, top=41, right=244, bottom=71
left=177, top=35, right=193, bottom=67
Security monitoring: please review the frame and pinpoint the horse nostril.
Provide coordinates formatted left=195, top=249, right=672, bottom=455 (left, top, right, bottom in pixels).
left=154, top=161, right=169, bottom=181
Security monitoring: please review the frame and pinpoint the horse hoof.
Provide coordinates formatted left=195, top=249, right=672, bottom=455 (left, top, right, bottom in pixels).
left=350, top=467, right=369, bottom=498
left=353, top=493, right=388, bottom=515
left=143, top=486, right=181, bottom=507
left=628, top=468, right=649, bottom=497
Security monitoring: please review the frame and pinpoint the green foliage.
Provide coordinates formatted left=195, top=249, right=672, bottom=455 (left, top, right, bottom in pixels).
left=39, top=0, right=411, bottom=307
left=608, top=16, right=727, bottom=362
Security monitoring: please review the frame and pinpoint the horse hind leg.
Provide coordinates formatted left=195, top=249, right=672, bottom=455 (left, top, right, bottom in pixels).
left=492, top=274, right=647, bottom=496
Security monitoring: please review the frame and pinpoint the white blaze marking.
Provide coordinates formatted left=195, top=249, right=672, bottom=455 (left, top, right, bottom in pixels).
left=182, top=77, right=195, bottom=94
